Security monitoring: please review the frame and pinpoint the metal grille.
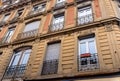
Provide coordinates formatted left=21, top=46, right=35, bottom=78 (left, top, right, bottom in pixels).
left=17, top=29, right=38, bottom=39
left=4, top=64, right=26, bottom=78
left=41, top=59, right=58, bottom=75
left=78, top=54, right=99, bottom=71
left=77, top=14, right=93, bottom=25
left=50, top=22, right=64, bottom=32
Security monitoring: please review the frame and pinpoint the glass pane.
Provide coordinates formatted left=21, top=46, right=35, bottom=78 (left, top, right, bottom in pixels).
left=20, top=49, right=31, bottom=64
left=80, top=42, right=86, bottom=54
left=10, top=52, right=21, bottom=66
left=4, top=28, right=15, bottom=42
left=88, top=40, right=97, bottom=54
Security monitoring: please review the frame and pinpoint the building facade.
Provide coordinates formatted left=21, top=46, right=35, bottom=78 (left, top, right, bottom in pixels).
left=0, top=0, right=120, bottom=81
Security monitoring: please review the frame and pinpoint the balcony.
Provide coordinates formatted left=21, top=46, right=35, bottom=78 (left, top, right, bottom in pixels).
left=77, top=14, right=93, bottom=25
left=50, top=22, right=64, bottom=32
left=41, top=59, right=58, bottom=75
left=78, top=53, right=99, bottom=71
left=25, top=9, right=45, bottom=19
left=17, top=29, right=38, bottom=40
left=54, top=1, right=66, bottom=10
left=4, top=64, right=26, bottom=78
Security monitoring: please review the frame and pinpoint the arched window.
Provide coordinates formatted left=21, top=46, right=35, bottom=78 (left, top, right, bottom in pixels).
left=5, top=46, right=32, bottom=78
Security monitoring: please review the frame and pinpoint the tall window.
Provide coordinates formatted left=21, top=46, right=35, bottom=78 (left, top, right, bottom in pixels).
left=5, top=47, right=32, bottom=78
left=51, top=13, right=64, bottom=31
left=2, top=14, right=10, bottom=21
left=78, top=35, right=99, bottom=71
left=78, top=6, right=93, bottom=25
left=41, top=42, right=61, bottom=75
left=3, top=27, right=15, bottom=43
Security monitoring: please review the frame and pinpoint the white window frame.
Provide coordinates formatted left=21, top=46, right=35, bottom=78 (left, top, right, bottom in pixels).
left=78, top=37, right=97, bottom=56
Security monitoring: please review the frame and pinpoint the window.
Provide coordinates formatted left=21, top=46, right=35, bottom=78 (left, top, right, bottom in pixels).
left=12, top=0, right=20, bottom=4
left=2, top=14, right=10, bottom=22
left=78, top=35, right=99, bottom=71
left=55, top=0, right=66, bottom=8
left=18, top=21, right=40, bottom=39
left=41, top=42, right=61, bottom=75
left=78, top=6, right=93, bottom=25
left=51, top=13, right=64, bottom=31
left=32, top=3, right=46, bottom=12
left=24, top=21, right=40, bottom=32
left=4, top=47, right=32, bottom=78
left=56, top=0, right=65, bottom=4
left=3, top=27, right=15, bottom=43
left=16, top=9, right=23, bottom=17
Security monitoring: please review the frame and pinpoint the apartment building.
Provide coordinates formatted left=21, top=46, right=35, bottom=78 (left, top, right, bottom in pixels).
left=0, top=0, right=120, bottom=81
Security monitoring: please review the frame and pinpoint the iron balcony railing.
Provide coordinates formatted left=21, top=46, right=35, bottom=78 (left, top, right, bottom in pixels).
left=50, top=21, right=64, bottom=32
left=77, top=14, right=93, bottom=25
left=4, top=64, right=26, bottom=78
left=78, top=53, right=99, bottom=71
left=28, top=8, right=45, bottom=16
left=41, top=59, right=58, bottom=75
left=17, top=29, right=38, bottom=40
left=54, top=1, right=66, bottom=9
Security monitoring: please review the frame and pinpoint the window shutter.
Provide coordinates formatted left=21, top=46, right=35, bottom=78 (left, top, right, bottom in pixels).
left=45, top=43, right=60, bottom=60
left=23, top=21, right=40, bottom=32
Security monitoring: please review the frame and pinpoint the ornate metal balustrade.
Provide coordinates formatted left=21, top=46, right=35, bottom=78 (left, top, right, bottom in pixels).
left=78, top=53, right=99, bottom=71
left=50, top=22, right=64, bottom=32
left=4, top=64, right=26, bottom=78
left=17, top=29, right=38, bottom=40
left=29, top=8, right=45, bottom=16
left=41, top=59, right=58, bottom=75
left=54, top=1, right=66, bottom=10
left=77, top=14, right=93, bottom=25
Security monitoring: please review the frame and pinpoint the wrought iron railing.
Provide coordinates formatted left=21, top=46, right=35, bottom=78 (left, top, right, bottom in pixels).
left=50, top=22, right=64, bottom=32
left=17, top=29, right=38, bottom=40
left=28, top=8, right=45, bottom=16
left=41, top=59, right=58, bottom=75
left=77, top=14, right=93, bottom=25
left=4, top=64, right=26, bottom=78
left=78, top=53, right=99, bottom=71
left=54, top=1, right=66, bottom=9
